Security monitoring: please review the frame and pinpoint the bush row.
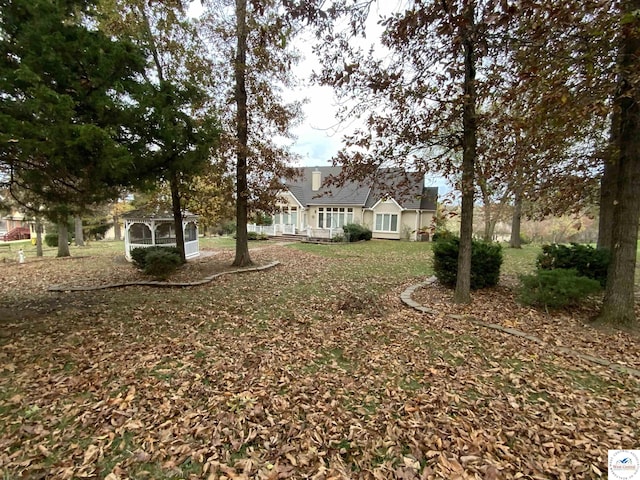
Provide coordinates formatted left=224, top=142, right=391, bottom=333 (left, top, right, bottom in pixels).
left=432, top=237, right=609, bottom=311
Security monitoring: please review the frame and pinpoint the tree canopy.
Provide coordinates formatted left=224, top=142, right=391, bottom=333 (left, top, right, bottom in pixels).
left=0, top=0, right=146, bottom=224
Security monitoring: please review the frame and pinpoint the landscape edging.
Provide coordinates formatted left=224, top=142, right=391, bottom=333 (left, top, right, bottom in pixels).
left=48, top=260, right=280, bottom=292
left=401, top=278, right=640, bottom=379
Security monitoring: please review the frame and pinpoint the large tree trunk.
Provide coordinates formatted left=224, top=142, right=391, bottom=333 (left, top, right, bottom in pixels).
left=597, top=107, right=619, bottom=251
left=74, top=215, right=84, bottom=246
left=57, top=221, right=70, bottom=257
left=170, top=172, right=187, bottom=263
left=509, top=189, right=523, bottom=248
left=454, top=0, right=477, bottom=304
left=597, top=0, right=640, bottom=328
left=232, top=0, right=252, bottom=268
left=35, top=217, right=43, bottom=257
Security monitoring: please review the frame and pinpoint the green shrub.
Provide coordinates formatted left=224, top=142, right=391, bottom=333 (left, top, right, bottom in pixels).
left=215, top=221, right=236, bottom=236
left=247, top=231, right=259, bottom=240
left=143, top=249, right=182, bottom=279
left=130, top=246, right=181, bottom=270
left=537, top=243, right=609, bottom=286
left=343, top=223, right=372, bottom=242
left=332, top=233, right=345, bottom=243
left=258, top=233, right=269, bottom=240
left=432, top=236, right=503, bottom=289
left=44, top=234, right=58, bottom=247
left=518, top=268, right=602, bottom=309
left=431, top=229, right=453, bottom=242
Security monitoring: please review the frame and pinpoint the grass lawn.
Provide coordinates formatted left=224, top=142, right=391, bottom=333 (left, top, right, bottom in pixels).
left=0, top=239, right=638, bottom=479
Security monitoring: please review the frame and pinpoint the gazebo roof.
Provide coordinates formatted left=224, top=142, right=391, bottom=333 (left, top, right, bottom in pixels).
left=122, top=206, right=199, bottom=222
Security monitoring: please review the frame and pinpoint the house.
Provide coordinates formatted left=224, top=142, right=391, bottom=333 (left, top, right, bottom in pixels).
left=1, top=211, right=32, bottom=242
left=254, top=166, right=438, bottom=241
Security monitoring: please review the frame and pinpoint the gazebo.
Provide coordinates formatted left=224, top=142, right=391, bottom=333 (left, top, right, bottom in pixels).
left=122, top=207, right=200, bottom=261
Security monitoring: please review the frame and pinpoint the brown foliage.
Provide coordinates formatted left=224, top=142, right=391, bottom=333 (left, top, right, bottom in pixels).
left=0, top=244, right=638, bottom=478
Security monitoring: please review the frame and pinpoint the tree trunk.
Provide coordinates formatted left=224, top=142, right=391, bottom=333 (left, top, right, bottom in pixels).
left=597, top=107, right=619, bottom=251
left=35, top=217, right=43, bottom=257
left=232, top=0, right=252, bottom=268
left=597, top=0, right=640, bottom=328
left=478, top=179, right=492, bottom=241
left=170, top=172, right=187, bottom=263
left=113, top=214, right=121, bottom=241
left=454, top=0, right=477, bottom=304
left=57, top=221, right=70, bottom=257
left=74, top=215, right=84, bottom=246
left=509, top=190, right=523, bottom=248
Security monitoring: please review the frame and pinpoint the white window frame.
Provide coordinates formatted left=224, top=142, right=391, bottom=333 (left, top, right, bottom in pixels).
left=318, top=207, right=354, bottom=228
left=374, top=213, right=399, bottom=233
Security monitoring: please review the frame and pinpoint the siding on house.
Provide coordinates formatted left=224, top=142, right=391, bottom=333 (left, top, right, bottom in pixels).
left=271, top=167, right=438, bottom=241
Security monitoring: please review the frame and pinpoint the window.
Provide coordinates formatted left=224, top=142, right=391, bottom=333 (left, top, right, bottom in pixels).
left=375, top=213, right=398, bottom=232
left=184, top=222, right=197, bottom=242
left=318, top=207, right=353, bottom=228
left=129, top=223, right=152, bottom=244
left=155, top=223, right=176, bottom=244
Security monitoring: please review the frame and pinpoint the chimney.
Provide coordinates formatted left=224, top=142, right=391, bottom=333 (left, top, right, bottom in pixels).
left=311, top=169, right=321, bottom=191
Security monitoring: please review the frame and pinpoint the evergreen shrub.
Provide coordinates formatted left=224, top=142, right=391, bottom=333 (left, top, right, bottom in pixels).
left=433, top=236, right=503, bottom=289
left=536, top=243, right=609, bottom=286
left=431, top=229, right=453, bottom=242
left=130, top=246, right=181, bottom=270
left=143, top=249, right=182, bottom=279
left=343, top=223, right=372, bottom=242
left=44, top=234, right=58, bottom=247
left=518, top=268, right=602, bottom=309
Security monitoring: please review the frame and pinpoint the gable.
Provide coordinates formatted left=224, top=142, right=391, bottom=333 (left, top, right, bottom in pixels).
left=370, top=198, right=403, bottom=212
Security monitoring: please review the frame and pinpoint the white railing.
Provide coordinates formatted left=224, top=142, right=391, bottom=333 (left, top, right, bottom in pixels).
left=184, top=240, right=199, bottom=259
left=247, top=224, right=295, bottom=236
left=305, top=228, right=338, bottom=239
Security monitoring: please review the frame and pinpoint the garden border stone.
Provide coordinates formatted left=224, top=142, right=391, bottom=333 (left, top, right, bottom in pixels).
left=48, top=260, right=280, bottom=292
left=401, top=277, right=640, bottom=379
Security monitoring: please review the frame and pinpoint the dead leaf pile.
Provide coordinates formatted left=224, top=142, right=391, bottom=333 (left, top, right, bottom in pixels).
left=0, top=244, right=638, bottom=479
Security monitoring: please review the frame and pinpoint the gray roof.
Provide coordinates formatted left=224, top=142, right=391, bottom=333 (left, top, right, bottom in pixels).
left=122, top=207, right=198, bottom=221
left=284, top=166, right=371, bottom=206
left=284, top=167, right=437, bottom=211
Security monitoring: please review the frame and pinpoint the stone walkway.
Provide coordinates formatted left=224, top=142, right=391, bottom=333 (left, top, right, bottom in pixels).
left=48, top=261, right=280, bottom=292
left=401, top=277, right=640, bottom=378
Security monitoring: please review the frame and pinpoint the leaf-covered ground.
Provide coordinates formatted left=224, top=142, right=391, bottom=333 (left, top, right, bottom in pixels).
left=0, top=242, right=638, bottom=479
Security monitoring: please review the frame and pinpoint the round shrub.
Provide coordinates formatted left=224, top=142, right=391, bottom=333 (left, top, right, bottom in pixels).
left=130, top=246, right=181, bottom=270
left=518, top=268, right=602, bottom=309
left=433, top=236, right=503, bottom=289
left=143, top=249, right=182, bottom=279
left=44, top=233, right=58, bottom=247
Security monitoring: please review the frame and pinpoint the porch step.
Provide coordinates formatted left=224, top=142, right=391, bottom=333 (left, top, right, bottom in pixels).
left=271, top=233, right=307, bottom=242
left=1, top=226, right=30, bottom=242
